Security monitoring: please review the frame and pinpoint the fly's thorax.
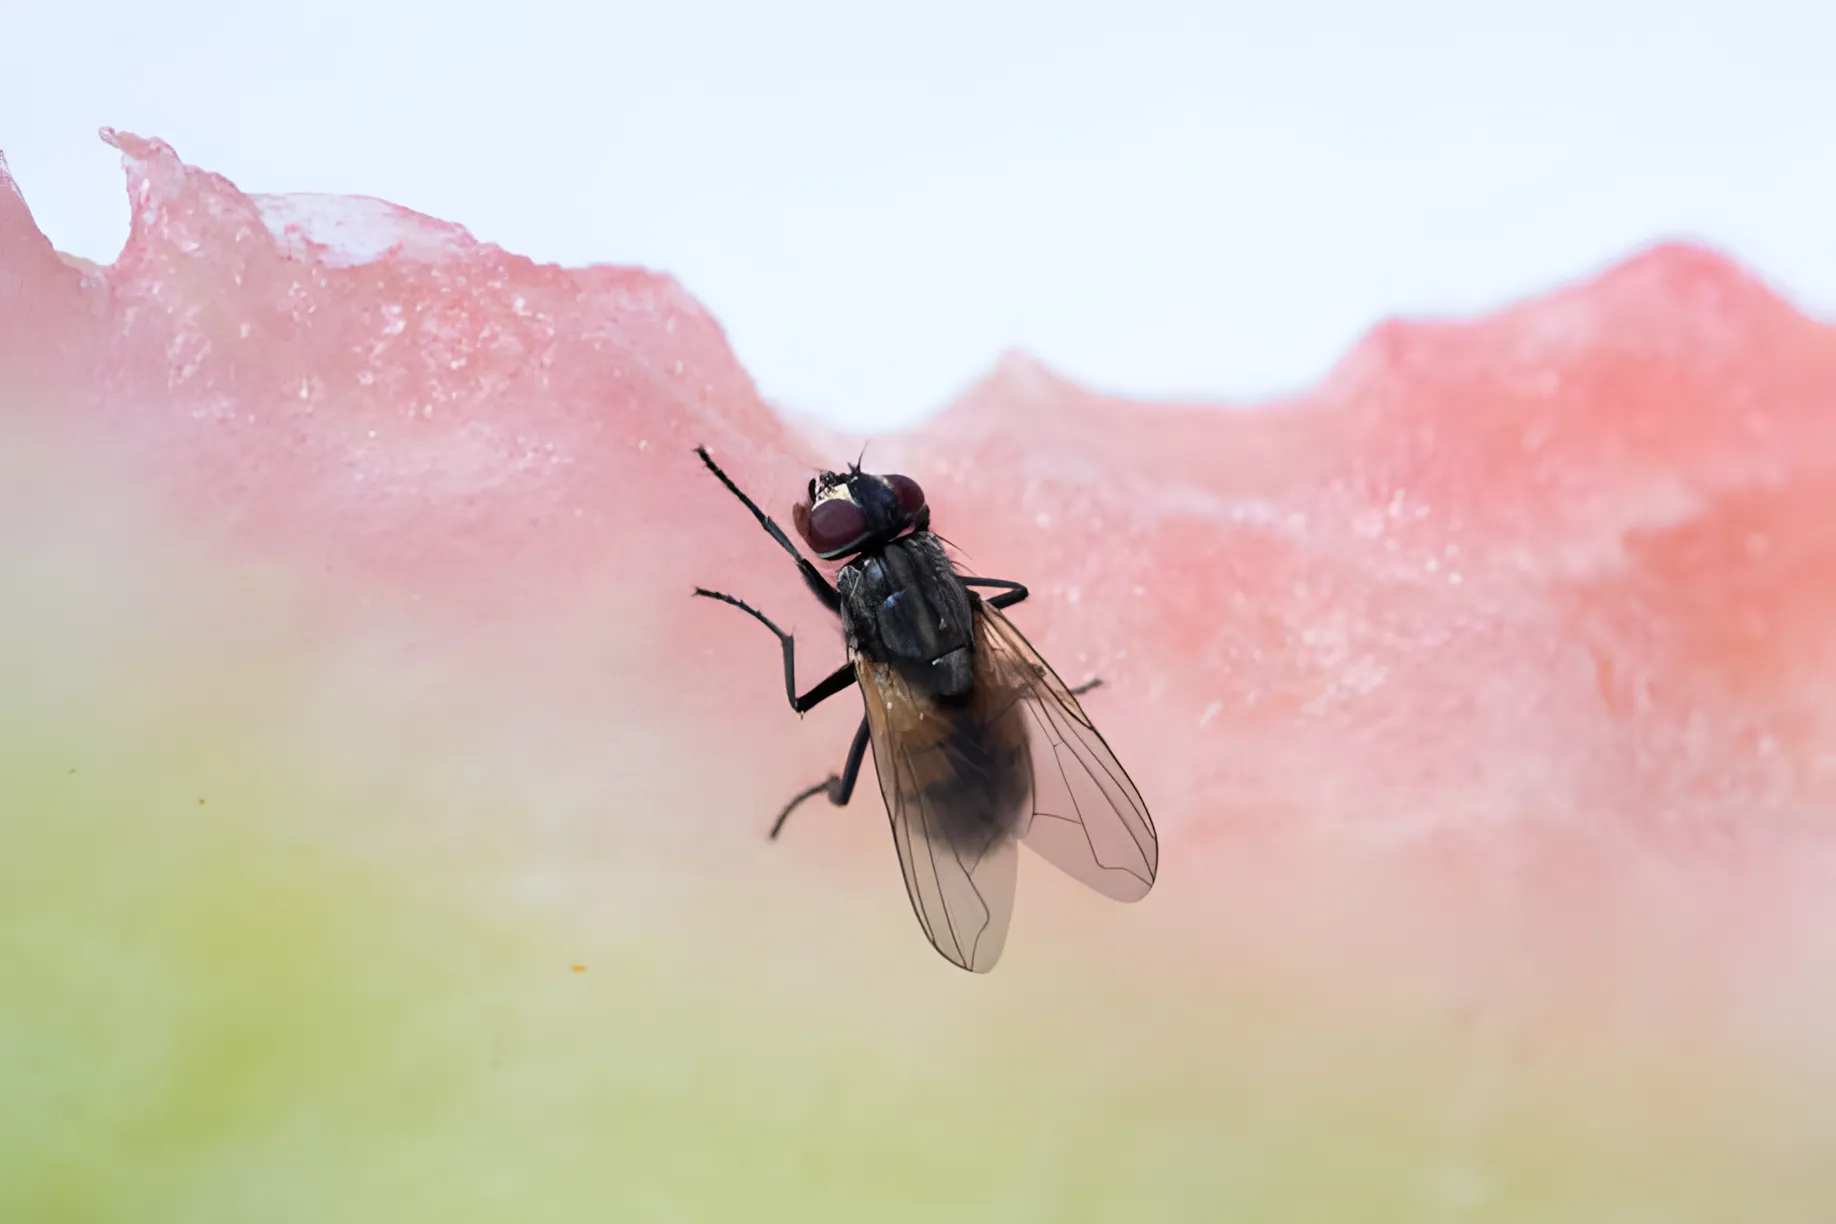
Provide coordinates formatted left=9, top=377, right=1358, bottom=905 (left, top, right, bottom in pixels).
left=838, top=534, right=976, bottom=700
left=835, top=560, right=868, bottom=654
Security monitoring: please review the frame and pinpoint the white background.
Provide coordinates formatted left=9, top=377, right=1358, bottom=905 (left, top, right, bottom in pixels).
left=6, top=1, right=1835, bottom=431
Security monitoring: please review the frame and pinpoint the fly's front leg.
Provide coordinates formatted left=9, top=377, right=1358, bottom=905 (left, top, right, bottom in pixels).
left=696, top=446, right=840, bottom=612
left=693, top=588, right=856, bottom=714
left=770, top=715, right=871, bottom=840
left=963, top=576, right=1028, bottom=610
left=965, top=577, right=1103, bottom=696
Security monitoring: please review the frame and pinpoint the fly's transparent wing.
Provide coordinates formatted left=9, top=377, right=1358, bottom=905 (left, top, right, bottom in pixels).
left=857, top=657, right=1023, bottom=973
left=975, top=600, right=1159, bottom=902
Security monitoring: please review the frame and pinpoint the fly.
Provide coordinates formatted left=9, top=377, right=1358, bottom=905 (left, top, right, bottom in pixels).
left=691, top=445, right=1159, bottom=972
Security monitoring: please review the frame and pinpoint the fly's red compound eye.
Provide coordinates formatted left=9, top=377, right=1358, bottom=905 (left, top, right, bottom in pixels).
left=797, top=497, right=868, bottom=555
left=885, top=474, right=926, bottom=516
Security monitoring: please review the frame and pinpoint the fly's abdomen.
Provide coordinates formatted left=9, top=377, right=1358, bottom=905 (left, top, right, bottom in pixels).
left=896, top=695, right=1032, bottom=850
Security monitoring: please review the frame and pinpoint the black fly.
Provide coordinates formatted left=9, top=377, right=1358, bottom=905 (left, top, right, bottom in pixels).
left=691, top=446, right=1159, bottom=972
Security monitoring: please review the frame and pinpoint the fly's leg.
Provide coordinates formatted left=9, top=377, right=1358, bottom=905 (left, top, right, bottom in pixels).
left=693, top=588, right=857, bottom=714
left=770, top=715, right=871, bottom=840
left=964, top=577, right=1103, bottom=696
left=963, top=576, right=1028, bottom=610
left=696, top=445, right=840, bottom=612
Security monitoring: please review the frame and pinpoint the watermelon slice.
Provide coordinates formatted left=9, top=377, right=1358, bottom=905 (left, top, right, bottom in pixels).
left=6, top=130, right=1833, bottom=1220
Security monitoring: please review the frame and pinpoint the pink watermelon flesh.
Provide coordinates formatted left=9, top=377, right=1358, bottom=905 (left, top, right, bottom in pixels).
left=7, top=130, right=1836, bottom=1209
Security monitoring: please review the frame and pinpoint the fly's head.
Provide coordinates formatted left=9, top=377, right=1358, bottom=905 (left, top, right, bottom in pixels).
left=791, top=462, right=929, bottom=561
